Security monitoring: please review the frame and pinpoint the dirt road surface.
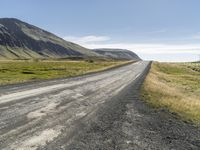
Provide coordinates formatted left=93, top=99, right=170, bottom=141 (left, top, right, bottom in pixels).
left=0, top=61, right=200, bottom=150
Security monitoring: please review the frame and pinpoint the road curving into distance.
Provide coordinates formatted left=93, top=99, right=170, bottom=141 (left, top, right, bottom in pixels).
left=0, top=61, right=200, bottom=150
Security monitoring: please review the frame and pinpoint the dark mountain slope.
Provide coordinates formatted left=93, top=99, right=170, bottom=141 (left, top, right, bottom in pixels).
left=0, top=18, right=99, bottom=59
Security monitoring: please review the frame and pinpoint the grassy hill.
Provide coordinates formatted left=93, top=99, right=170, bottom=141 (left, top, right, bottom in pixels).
left=0, top=18, right=99, bottom=59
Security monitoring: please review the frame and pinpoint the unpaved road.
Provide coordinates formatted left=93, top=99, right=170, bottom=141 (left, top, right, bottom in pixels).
left=0, top=61, right=200, bottom=150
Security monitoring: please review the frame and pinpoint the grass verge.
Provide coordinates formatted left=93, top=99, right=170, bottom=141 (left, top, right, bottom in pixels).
left=141, top=62, right=200, bottom=124
left=0, top=60, right=132, bottom=85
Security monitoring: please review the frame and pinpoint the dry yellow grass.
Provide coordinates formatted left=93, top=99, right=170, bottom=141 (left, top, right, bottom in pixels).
left=141, top=62, right=200, bottom=124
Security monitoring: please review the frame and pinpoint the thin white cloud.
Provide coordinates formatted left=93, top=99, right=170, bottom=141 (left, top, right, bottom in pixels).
left=188, top=32, right=200, bottom=40
left=63, top=35, right=110, bottom=44
left=86, top=43, right=200, bottom=62
left=145, top=29, right=167, bottom=34
left=63, top=35, right=200, bottom=55
left=82, top=42, right=200, bottom=55
left=191, top=35, right=200, bottom=40
left=63, top=35, right=200, bottom=61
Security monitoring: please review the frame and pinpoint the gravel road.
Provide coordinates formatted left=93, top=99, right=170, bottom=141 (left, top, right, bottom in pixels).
left=0, top=61, right=200, bottom=150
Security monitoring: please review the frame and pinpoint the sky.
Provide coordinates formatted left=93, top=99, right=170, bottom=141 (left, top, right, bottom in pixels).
left=1, top=0, right=200, bottom=62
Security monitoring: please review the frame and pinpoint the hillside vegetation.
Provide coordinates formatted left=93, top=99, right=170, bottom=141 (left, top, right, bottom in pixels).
left=141, top=62, right=200, bottom=124
left=0, top=60, right=131, bottom=85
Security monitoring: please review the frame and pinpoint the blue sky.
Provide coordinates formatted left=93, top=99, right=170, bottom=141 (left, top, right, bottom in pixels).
left=1, top=0, right=200, bottom=62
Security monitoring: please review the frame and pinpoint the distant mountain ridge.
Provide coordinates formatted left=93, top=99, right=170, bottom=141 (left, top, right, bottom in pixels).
left=0, top=18, right=141, bottom=60
left=93, top=48, right=141, bottom=60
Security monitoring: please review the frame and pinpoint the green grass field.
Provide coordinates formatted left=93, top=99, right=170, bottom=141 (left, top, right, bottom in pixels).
left=0, top=60, right=131, bottom=85
left=141, top=62, right=200, bottom=124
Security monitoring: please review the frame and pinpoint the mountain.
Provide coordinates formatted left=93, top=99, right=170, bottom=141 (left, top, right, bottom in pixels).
left=0, top=18, right=99, bottom=59
left=93, top=48, right=141, bottom=60
left=0, top=18, right=141, bottom=61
